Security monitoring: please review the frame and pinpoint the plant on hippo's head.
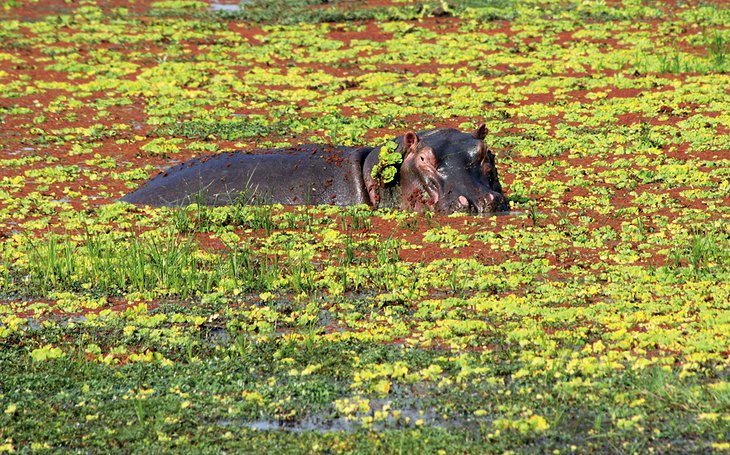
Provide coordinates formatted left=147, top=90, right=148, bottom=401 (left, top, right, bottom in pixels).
left=371, top=141, right=402, bottom=185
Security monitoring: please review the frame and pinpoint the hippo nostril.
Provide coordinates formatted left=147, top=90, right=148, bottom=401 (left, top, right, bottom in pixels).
left=451, top=192, right=506, bottom=214
left=454, top=195, right=479, bottom=213
left=482, top=192, right=508, bottom=213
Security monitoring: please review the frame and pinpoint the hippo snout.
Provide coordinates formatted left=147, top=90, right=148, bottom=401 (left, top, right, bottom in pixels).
left=487, top=191, right=510, bottom=213
left=448, top=191, right=508, bottom=215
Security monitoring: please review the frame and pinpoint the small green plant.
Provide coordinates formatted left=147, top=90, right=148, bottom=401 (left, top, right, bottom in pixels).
left=665, top=226, right=730, bottom=278
left=371, top=141, right=402, bottom=185
left=375, top=238, right=401, bottom=265
left=658, top=47, right=684, bottom=74
left=340, top=205, right=373, bottom=231
left=528, top=201, right=539, bottom=227
left=340, top=234, right=357, bottom=266
left=707, top=31, right=729, bottom=71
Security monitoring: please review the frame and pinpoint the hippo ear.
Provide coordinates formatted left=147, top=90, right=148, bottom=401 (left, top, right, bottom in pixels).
left=403, top=131, right=419, bottom=153
left=473, top=124, right=488, bottom=140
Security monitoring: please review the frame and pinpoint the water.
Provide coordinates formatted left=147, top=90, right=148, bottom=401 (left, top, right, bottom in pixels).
left=223, top=399, right=485, bottom=433
left=210, top=3, right=240, bottom=12
left=237, top=417, right=356, bottom=433
left=8, top=147, right=35, bottom=155
left=210, top=1, right=254, bottom=12
left=206, top=327, right=232, bottom=345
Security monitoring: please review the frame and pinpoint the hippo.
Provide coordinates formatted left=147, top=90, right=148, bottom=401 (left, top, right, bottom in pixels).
left=121, top=124, right=509, bottom=214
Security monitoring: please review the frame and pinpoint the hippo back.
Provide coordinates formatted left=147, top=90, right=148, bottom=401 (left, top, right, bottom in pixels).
left=121, top=145, right=373, bottom=207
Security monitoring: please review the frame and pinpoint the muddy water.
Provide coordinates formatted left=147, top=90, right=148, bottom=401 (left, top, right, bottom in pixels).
left=222, top=399, right=489, bottom=433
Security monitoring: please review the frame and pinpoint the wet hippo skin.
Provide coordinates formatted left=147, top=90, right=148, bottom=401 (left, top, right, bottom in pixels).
left=121, top=124, right=509, bottom=214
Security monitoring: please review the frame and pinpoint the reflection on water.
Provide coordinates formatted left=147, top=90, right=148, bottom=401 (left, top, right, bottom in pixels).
left=210, top=3, right=240, bottom=12
left=220, top=399, right=490, bottom=433
left=210, top=1, right=254, bottom=12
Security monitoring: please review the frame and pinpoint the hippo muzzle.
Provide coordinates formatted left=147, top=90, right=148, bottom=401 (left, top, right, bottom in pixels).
left=448, top=189, right=509, bottom=215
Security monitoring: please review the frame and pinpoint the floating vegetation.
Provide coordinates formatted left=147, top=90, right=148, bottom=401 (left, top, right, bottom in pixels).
left=0, top=0, right=729, bottom=452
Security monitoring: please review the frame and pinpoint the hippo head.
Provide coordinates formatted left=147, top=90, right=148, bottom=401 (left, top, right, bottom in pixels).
left=365, top=124, right=508, bottom=214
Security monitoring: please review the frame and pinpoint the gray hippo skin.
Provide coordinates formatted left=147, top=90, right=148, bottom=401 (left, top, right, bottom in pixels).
left=121, top=124, right=509, bottom=214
